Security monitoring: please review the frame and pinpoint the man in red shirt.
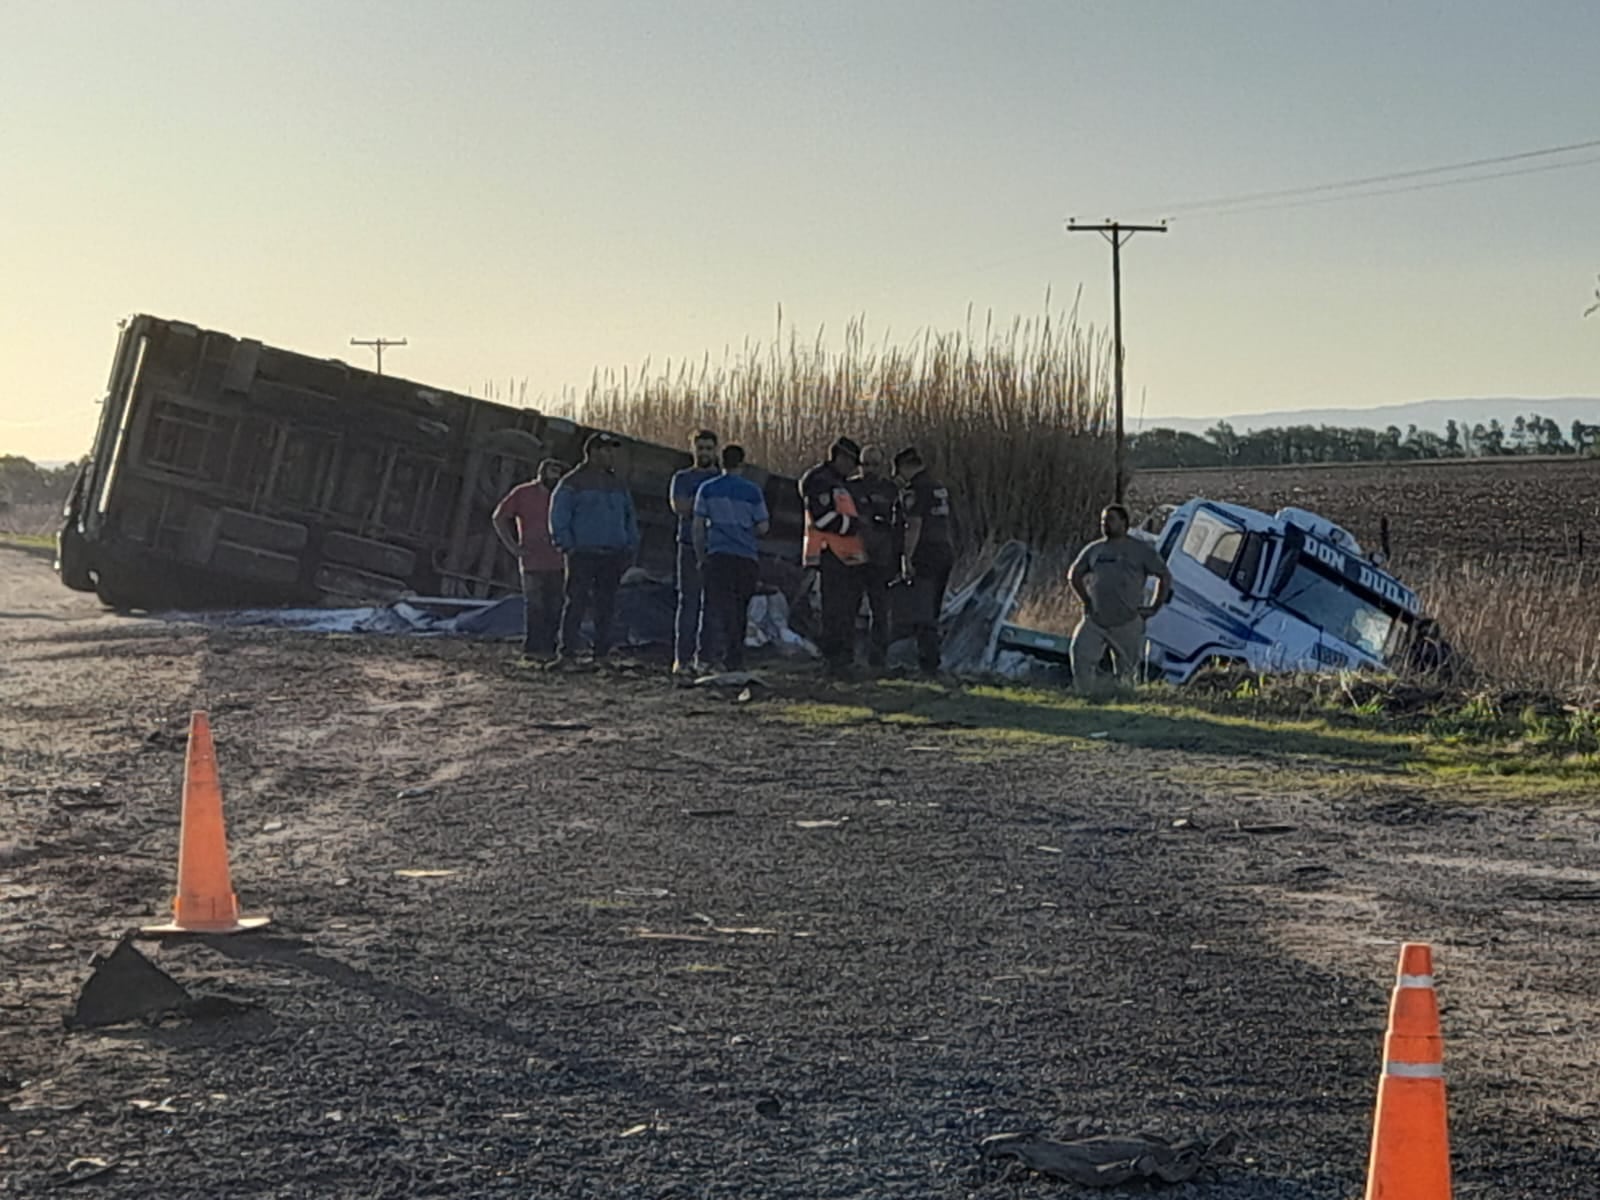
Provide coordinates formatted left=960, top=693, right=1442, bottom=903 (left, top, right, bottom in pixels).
left=492, top=458, right=568, bottom=658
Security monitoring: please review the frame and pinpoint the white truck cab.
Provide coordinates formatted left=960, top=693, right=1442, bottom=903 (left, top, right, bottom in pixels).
left=1134, top=498, right=1420, bottom=683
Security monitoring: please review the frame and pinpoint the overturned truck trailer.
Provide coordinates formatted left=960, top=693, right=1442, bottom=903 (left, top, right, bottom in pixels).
left=57, top=315, right=803, bottom=610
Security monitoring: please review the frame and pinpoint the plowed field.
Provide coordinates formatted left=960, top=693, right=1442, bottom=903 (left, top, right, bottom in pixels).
left=1132, top=458, right=1600, bottom=562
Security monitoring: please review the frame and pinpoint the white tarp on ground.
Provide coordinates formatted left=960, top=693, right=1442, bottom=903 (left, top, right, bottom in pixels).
left=157, top=602, right=452, bottom=636
left=158, top=589, right=821, bottom=657
left=155, top=543, right=1054, bottom=672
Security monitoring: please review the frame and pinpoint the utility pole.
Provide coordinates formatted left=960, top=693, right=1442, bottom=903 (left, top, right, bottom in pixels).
left=349, top=336, right=408, bottom=375
left=1066, top=220, right=1167, bottom=503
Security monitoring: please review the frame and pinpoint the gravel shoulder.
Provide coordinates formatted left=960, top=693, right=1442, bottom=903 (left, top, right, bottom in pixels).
left=3, top=544, right=1597, bottom=1198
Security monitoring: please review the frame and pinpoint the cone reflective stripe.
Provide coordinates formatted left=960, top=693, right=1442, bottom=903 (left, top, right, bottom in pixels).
left=142, top=712, right=269, bottom=935
left=1364, top=942, right=1451, bottom=1199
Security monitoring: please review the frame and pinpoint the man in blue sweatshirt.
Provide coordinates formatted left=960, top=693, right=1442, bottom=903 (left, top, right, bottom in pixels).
left=547, top=432, right=640, bottom=665
left=691, top=444, right=770, bottom=671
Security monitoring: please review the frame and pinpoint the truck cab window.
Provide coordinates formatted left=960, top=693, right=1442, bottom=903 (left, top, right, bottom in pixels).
left=1180, top=511, right=1244, bottom=581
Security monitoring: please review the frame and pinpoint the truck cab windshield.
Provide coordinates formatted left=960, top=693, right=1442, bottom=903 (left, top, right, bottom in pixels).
left=1273, top=556, right=1399, bottom=661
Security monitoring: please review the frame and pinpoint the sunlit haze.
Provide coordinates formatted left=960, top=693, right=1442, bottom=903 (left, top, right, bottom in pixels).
left=3, top=0, right=1597, bottom=461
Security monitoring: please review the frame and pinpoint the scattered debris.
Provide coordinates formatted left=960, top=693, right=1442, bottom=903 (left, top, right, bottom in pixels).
left=395, top=786, right=436, bottom=800
left=262, top=820, right=285, bottom=833
left=794, top=818, right=848, bottom=829
left=1, top=783, right=105, bottom=799
left=633, top=931, right=713, bottom=943
left=393, top=868, right=457, bottom=879
left=70, top=938, right=192, bottom=1029
left=57, top=1157, right=119, bottom=1186
left=979, top=1130, right=1238, bottom=1187
left=130, top=1097, right=179, bottom=1115
left=694, top=671, right=764, bottom=689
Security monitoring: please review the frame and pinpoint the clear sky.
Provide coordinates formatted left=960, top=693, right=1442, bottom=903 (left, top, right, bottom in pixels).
left=3, top=0, right=1597, bottom=461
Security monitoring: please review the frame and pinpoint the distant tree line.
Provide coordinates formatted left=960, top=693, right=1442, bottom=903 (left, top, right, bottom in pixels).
left=1132, top=414, right=1600, bottom=469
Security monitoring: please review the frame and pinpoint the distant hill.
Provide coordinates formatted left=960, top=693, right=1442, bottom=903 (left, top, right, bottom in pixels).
left=1140, top=396, right=1600, bottom=436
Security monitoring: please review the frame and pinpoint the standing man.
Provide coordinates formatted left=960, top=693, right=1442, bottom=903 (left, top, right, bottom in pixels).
left=893, top=447, right=955, bottom=676
left=1067, top=503, right=1173, bottom=694
left=669, top=429, right=721, bottom=675
left=691, top=444, right=770, bottom=672
left=548, top=433, right=640, bottom=666
left=799, top=437, right=867, bottom=673
left=850, top=444, right=900, bottom=672
left=492, top=457, right=569, bottom=659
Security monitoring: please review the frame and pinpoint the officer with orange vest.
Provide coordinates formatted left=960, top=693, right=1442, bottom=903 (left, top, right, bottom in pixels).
left=799, top=436, right=867, bottom=672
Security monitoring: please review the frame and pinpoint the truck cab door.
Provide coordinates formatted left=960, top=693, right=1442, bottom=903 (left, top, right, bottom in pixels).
left=1146, top=507, right=1269, bottom=680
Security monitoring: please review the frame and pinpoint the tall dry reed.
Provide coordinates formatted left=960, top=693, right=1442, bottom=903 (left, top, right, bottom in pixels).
left=560, top=303, right=1115, bottom=549
left=1403, top=554, right=1600, bottom=699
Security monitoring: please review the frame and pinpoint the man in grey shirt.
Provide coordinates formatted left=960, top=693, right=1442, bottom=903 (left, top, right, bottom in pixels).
left=1068, top=503, right=1173, bottom=693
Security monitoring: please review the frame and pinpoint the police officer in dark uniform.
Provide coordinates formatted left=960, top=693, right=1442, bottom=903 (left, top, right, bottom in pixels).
left=849, top=444, right=901, bottom=671
left=893, top=446, right=954, bottom=676
left=799, top=437, right=867, bottom=672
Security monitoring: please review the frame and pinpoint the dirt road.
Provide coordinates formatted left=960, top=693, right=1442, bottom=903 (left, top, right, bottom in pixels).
left=2, top=543, right=1597, bottom=1197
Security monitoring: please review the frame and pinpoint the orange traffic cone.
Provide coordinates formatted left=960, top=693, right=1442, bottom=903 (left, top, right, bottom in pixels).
left=1364, top=942, right=1451, bottom=1199
left=141, top=711, right=270, bottom=935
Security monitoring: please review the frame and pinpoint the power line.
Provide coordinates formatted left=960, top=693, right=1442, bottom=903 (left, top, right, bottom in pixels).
left=854, top=137, right=1600, bottom=332
left=884, top=138, right=1600, bottom=302
left=1169, top=152, right=1600, bottom=221
left=1157, top=135, right=1600, bottom=217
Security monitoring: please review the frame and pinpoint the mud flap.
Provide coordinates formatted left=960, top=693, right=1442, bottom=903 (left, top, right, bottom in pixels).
left=55, top=524, right=94, bottom=591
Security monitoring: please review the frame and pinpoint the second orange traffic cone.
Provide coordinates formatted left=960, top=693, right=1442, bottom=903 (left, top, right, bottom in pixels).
left=1364, top=942, right=1451, bottom=1199
left=141, top=711, right=270, bottom=935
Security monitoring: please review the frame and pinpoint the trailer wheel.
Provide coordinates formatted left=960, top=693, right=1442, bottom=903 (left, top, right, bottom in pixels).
left=92, top=572, right=139, bottom=613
